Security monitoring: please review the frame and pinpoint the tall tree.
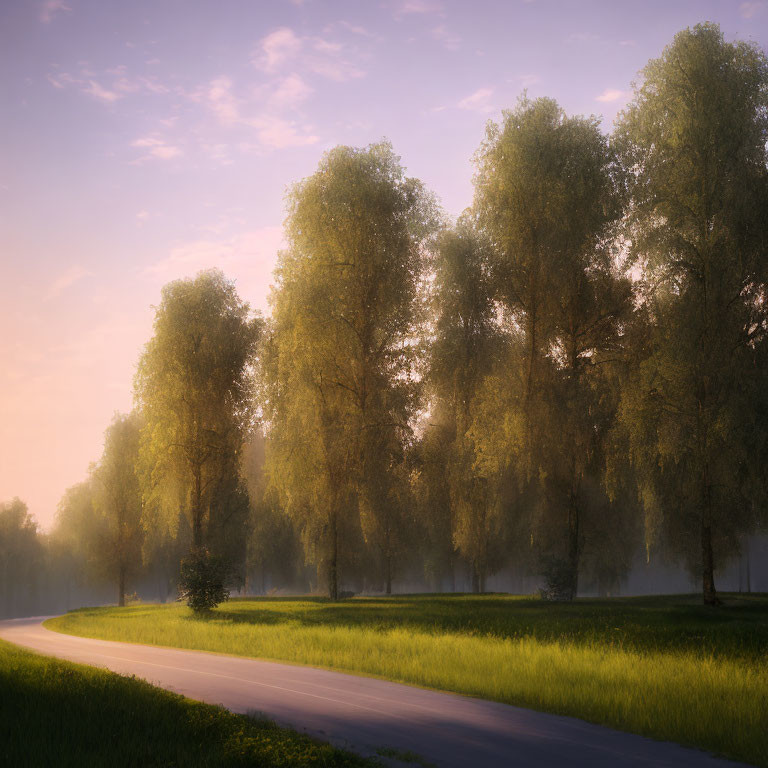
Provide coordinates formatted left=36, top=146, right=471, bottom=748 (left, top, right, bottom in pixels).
left=261, top=142, right=436, bottom=598
left=473, top=98, right=566, bottom=465
left=472, top=97, right=631, bottom=598
left=616, top=23, right=768, bottom=605
left=428, top=219, right=503, bottom=591
left=135, top=269, right=260, bottom=553
left=91, top=412, right=144, bottom=606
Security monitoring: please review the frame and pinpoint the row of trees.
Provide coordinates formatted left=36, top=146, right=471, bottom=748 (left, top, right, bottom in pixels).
left=261, top=24, right=768, bottom=605
left=3, top=23, right=765, bottom=612
left=0, top=497, right=120, bottom=619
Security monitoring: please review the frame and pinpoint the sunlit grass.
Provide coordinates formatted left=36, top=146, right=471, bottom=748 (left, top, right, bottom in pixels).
left=47, top=593, right=768, bottom=767
left=0, top=638, right=374, bottom=767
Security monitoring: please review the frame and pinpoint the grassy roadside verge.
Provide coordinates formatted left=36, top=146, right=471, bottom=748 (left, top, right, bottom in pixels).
left=46, top=594, right=768, bottom=767
left=0, top=638, right=375, bottom=768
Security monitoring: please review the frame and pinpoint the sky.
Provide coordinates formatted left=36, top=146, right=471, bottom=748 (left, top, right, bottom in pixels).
left=1, top=0, right=766, bottom=530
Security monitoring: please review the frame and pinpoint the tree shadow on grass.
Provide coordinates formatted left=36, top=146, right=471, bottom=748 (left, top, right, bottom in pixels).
left=204, top=593, right=768, bottom=660
left=183, top=607, right=287, bottom=626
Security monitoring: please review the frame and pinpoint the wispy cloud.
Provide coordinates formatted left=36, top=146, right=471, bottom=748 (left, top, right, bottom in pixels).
left=257, top=28, right=304, bottom=72
left=39, top=0, right=71, bottom=23
left=595, top=88, right=630, bottom=103
left=143, top=227, right=286, bottom=312
left=458, top=87, right=495, bottom=113
left=84, top=80, right=121, bottom=103
left=268, top=74, right=313, bottom=110
left=205, top=76, right=241, bottom=124
left=246, top=115, right=319, bottom=148
left=131, top=136, right=182, bottom=160
left=45, top=265, right=92, bottom=301
left=47, top=72, right=76, bottom=89
left=195, top=75, right=319, bottom=150
left=150, top=145, right=182, bottom=159
left=739, top=1, right=764, bottom=17
left=253, top=27, right=365, bottom=81
left=336, top=21, right=374, bottom=37
left=47, top=66, right=170, bottom=102
left=431, top=24, right=461, bottom=50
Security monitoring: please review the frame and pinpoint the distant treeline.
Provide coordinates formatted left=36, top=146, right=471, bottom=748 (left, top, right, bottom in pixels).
left=3, top=23, right=768, bottom=614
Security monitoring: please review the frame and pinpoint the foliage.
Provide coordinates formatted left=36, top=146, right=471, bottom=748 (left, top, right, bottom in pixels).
left=49, top=595, right=768, bottom=767
left=0, top=499, right=43, bottom=618
left=52, top=481, right=104, bottom=579
left=427, top=219, right=505, bottom=591
left=91, top=412, right=144, bottom=606
left=135, top=269, right=260, bottom=551
left=410, top=410, right=460, bottom=590
left=615, top=22, right=768, bottom=604
left=261, top=142, right=438, bottom=597
left=0, top=638, right=373, bottom=767
left=240, top=429, right=307, bottom=592
left=50, top=415, right=146, bottom=607
left=178, top=548, right=231, bottom=613
left=471, top=96, right=634, bottom=598
left=25, top=22, right=768, bottom=613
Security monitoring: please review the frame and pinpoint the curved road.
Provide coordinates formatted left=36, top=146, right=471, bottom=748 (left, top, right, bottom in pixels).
left=0, top=616, right=748, bottom=768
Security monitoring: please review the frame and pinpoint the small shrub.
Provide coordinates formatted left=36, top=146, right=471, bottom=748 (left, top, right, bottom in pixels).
left=178, top=548, right=231, bottom=613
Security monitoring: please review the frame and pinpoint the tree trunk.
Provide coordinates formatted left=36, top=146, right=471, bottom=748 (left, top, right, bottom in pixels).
left=328, top=509, right=339, bottom=600
left=471, top=567, right=480, bottom=594
left=383, top=523, right=393, bottom=595
left=118, top=564, right=126, bottom=607
left=701, top=468, right=720, bottom=606
left=701, top=513, right=719, bottom=605
left=701, top=521, right=718, bottom=605
left=566, top=492, right=580, bottom=601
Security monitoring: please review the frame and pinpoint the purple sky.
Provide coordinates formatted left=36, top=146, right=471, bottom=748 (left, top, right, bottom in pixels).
left=1, top=0, right=766, bottom=529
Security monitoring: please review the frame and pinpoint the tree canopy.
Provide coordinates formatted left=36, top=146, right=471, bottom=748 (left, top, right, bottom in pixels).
left=9, top=22, right=767, bottom=610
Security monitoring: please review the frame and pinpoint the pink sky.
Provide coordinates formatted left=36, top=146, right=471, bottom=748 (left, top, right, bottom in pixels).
left=1, top=0, right=765, bottom=528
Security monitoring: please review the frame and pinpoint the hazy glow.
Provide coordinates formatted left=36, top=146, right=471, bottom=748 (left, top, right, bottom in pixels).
left=0, top=0, right=765, bottom=527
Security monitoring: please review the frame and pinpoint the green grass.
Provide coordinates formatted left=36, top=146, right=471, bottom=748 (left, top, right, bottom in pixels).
left=47, top=594, right=768, bottom=767
left=0, top=638, right=376, bottom=768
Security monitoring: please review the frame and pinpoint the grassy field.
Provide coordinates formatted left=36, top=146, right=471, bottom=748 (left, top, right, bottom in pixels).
left=47, top=594, right=768, bottom=767
left=0, top=638, right=376, bottom=768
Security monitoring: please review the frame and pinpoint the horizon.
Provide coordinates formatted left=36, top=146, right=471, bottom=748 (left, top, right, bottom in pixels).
left=1, top=0, right=766, bottom=530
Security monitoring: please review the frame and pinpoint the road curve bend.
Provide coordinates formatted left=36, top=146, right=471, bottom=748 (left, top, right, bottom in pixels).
left=0, top=616, right=748, bottom=768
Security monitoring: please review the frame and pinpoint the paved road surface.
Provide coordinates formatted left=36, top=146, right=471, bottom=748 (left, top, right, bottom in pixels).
left=0, top=616, right=748, bottom=767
